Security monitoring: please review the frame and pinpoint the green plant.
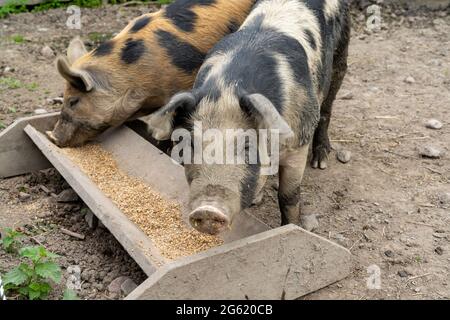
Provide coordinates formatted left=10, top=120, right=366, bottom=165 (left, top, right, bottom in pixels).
left=0, top=77, right=22, bottom=89
left=0, top=0, right=27, bottom=19
left=7, top=106, right=17, bottom=113
left=25, top=82, right=38, bottom=91
left=0, top=121, right=6, bottom=129
left=2, top=246, right=62, bottom=300
left=1, top=228, right=24, bottom=253
left=11, top=34, right=24, bottom=43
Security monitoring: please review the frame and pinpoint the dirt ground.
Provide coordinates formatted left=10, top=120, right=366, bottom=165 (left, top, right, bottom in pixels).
left=0, top=4, right=449, bottom=300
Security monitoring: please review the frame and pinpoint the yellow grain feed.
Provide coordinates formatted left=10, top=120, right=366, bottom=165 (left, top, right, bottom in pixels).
left=63, top=144, right=222, bottom=260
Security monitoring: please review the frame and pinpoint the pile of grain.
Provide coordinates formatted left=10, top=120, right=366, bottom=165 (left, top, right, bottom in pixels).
left=63, top=144, right=223, bottom=260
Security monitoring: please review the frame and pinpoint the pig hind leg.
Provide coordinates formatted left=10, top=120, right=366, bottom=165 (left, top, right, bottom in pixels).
left=278, top=145, right=309, bottom=227
left=311, top=15, right=350, bottom=170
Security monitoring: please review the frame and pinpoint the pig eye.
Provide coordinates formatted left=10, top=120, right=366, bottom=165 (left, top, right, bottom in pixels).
left=68, top=97, right=79, bottom=108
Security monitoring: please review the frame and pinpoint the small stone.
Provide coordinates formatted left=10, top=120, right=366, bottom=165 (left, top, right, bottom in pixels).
left=435, top=247, right=444, bottom=256
left=398, top=270, right=410, bottom=278
left=337, top=150, right=352, bottom=164
left=425, top=119, right=443, bottom=130
left=107, top=276, right=129, bottom=295
left=4, top=66, right=14, bottom=73
left=384, top=250, right=394, bottom=258
left=84, top=209, right=99, bottom=229
left=93, top=283, right=104, bottom=291
left=299, top=214, right=319, bottom=232
left=404, top=76, right=416, bottom=84
left=34, top=108, right=48, bottom=115
left=18, top=192, right=31, bottom=201
left=46, top=97, right=63, bottom=105
left=420, top=146, right=443, bottom=159
left=438, top=192, right=450, bottom=206
left=120, top=278, right=138, bottom=296
left=41, top=45, right=54, bottom=59
left=414, top=288, right=421, bottom=293
left=339, top=91, right=354, bottom=100
left=56, top=188, right=79, bottom=202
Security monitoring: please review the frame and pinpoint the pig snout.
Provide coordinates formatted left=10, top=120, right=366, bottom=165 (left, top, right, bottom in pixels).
left=189, top=204, right=230, bottom=235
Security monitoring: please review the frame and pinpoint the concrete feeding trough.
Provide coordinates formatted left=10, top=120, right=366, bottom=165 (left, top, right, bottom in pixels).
left=0, top=114, right=352, bottom=300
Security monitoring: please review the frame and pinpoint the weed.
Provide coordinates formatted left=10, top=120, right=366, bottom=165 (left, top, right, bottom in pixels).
left=1, top=228, right=24, bottom=253
left=2, top=246, right=62, bottom=300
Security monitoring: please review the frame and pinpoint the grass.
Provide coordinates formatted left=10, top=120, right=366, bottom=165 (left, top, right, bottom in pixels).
left=0, top=121, right=6, bottom=129
left=0, top=77, right=39, bottom=91
left=10, top=34, right=25, bottom=43
left=1, top=0, right=175, bottom=19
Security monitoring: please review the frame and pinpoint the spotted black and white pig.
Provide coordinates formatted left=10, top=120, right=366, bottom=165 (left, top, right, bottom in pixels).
left=47, top=0, right=257, bottom=147
left=144, top=0, right=350, bottom=235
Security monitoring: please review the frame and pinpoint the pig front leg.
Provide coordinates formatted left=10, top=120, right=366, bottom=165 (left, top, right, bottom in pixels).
left=278, top=144, right=310, bottom=227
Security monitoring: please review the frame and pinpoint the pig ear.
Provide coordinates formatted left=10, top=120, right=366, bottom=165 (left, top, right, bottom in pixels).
left=56, top=57, right=94, bottom=92
left=111, top=88, right=147, bottom=126
left=67, top=37, right=88, bottom=65
left=143, top=92, right=197, bottom=141
left=240, top=93, right=294, bottom=142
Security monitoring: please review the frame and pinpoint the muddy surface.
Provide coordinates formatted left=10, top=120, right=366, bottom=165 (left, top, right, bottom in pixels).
left=1, top=4, right=449, bottom=300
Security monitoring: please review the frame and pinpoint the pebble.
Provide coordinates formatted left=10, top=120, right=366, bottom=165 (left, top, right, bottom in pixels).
left=404, top=76, right=416, bottom=84
left=56, top=188, right=79, bottom=202
left=19, top=192, right=31, bottom=201
left=85, top=210, right=99, bottom=229
left=299, top=214, right=319, bottom=232
left=384, top=250, right=394, bottom=258
left=398, top=270, right=410, bottom=278
left=120, top=278, right=138, bottom=296
left=46, top=97, right=64, bottom=105
left=420, top=146, right=443, bottom=159
left=41, top=45, right=55, bottom=59
left=107, top=276, right=130, bottom=295
left=438, top=192, right=450, bottom=206
left=425, top=119, right=443, bottom=130
left=34, top=108, right=48, bottom=115
left=4, top=66, right=14, bottom=73
left=339, top=91, right=354, bottom=100
left=337, top=150, right=352, bottom=164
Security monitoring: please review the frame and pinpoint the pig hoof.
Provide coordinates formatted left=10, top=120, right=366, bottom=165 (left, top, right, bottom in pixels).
left=189, top=205, right=230, bottom=235
left=299, top=214, right=319, bottom=232
left=311, top=146, right=330, bottom=170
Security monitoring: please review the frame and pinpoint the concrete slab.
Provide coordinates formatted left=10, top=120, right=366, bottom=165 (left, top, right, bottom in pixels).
left=127, top=224, right=353, bottom=300
left=0, top=113, right=58, bottom=178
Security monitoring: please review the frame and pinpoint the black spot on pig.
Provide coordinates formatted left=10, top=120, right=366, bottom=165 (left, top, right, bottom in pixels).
left=130, top=16, right=152, bottom=33
left=93, top=40, right=114, bottom=57
left=121, top=39, right=146, bottom=64
left=156, top=30, right=205, bottom=73
left=165, top=0, right=216, bottom=32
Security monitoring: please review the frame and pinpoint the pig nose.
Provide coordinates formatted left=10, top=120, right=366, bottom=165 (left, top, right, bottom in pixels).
left=189, top=205, right=230, bottom=235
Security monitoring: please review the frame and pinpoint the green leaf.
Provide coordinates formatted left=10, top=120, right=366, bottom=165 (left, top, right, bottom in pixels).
left=18, top=286, right=29, bottom=296
left=2, top=236, right=14, bottom=249
left=28, top=287, right=42, bottom=300
left=35, top=261, right=61, bottom=283
left=62, top=288, right=80, bottom=300
left=2, top=266, right=28, bottom=286
left=28, top=282, right=51, bottom=300
left=20, top=246, right=42, bottom=263
left=18, top=262, right=34, bottom=277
